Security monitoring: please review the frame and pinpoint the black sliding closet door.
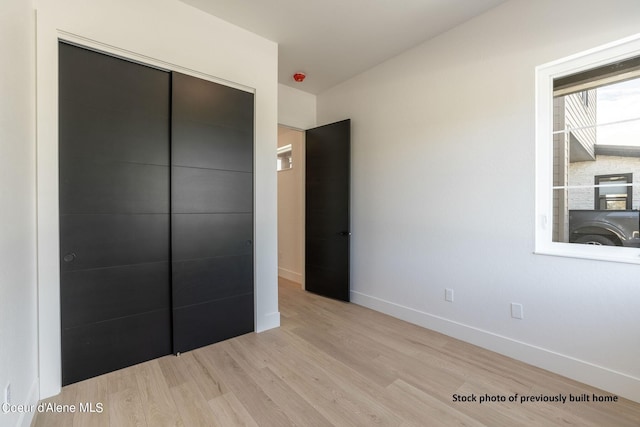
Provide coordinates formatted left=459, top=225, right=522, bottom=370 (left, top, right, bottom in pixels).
left=59, top=43, right=172, bottom=385
left=171, top=73, right=255, bottom=353
left=60, top=45, right=255, bottom=384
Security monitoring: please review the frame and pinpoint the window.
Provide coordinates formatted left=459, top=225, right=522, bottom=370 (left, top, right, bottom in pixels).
left=594, top=173, right=632, bottom=210
left=536, top=34, right=640, bottom=263
left=277, top=144, right=293, bottom=171
left=581, top=90, right=589, bottom=107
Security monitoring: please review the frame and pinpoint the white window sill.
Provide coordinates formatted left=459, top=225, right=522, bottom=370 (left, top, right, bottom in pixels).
left=535, top=242, right=640, bottom=265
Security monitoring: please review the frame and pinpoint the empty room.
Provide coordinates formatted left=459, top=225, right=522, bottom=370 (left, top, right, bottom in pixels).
left=2, top=0, right=640, bottom=426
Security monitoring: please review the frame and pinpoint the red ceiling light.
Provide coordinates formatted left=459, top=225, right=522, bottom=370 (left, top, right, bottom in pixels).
left=293, top=72, right=306, bottom=82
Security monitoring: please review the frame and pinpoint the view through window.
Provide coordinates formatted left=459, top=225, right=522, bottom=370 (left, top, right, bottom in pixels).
left=277, top=144, right=293, bottom=171
left=552, top=59, right=640, bottom=248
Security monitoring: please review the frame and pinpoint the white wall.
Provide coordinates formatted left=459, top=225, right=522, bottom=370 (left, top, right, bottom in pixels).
left=277, top=126, right=305, bottom=284
left=35, top=0, right=279, bottom=399
left=0, top=1, right=38, bottom=426
left=317, top=0, right=640, bottom=402
left=278, top=84, right=316, bottom=129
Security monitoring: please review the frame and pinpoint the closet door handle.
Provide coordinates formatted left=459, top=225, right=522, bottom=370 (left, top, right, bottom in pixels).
left=63, top=252, right=76, bottom=263
left=338, top=231, right=351, bottom=236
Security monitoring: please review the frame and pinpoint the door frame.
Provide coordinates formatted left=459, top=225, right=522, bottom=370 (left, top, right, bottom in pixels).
left=35, top=17, right=279, bottom=399
left=276, top=120, right=351, bottom=298
left=277, top=124, right=307, bottom=289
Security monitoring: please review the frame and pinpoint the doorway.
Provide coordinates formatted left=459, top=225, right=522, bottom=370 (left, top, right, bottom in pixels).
left=277, top=120, right=351, bottom=301
left=277, top=126, right=305, bottom=288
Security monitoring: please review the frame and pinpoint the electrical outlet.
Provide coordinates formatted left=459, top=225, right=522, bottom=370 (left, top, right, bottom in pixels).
left=445, top=288, right=454, bottom=302
left=511, top=303, right=524, bottom=319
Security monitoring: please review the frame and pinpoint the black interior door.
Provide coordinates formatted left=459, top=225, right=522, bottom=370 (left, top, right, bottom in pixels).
left=305, top=119, right=351, bottom=301
left=171, top=72, right=255, bottom=353
left=59, top=42, right=172, bottom=385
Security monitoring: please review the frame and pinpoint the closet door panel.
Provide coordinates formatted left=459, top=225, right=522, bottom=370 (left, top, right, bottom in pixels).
left=59, top=42, right=171, bottom=385
left=62, top=309, right=172, bottom=385
left=60, top=214, right=169, bottom=272
left=172, top=255, right=253, bottom=308
left=171, top=167, right=252, bottom=213
left=171, top=73, right=254, bottom=130
left=59, top=104, right=170, bottom=166
left=171, top=213, right=253, bottom=261
left=59, top=43, right=169, bottom=118
left=171, top=123, right=252, bottom=172
left=61, top=262, right=170, bottom=328
left=172, top=294, right=254, bottom=352
left=171, top=72, right=254, bottom=354
left=60, top=160, right=169, bottom=214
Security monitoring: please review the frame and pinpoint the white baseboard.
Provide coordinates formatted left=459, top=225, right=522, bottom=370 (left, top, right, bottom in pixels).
left=278, top=268, right=302, bottom=284
left=257, top=311, right=280, bottom=333
left=351, top=290, right=640, bottom=403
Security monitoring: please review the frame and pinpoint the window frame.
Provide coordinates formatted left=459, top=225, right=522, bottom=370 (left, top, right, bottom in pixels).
left=535, top=33, right=640, bottom=264
left=594, top=173, right=632, bottom=210
left=277, top=144, right=293, bottom=171
left=581, top=90, right=589, bottom=107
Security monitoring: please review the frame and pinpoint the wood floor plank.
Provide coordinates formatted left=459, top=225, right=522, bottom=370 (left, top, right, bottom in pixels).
left=167, top=381, right=217, bottom=427
left=105, top=368, right=147, bottom=427
left=259, top=347, right=393, bottom=426
left=388, top=379, right=487, bottom=427
left=371, top=352, right=466, bottom=401
left=156, top=354, right=190, bottom=389
left=72, top=374, right=109, bottom=427
left=529, top=382, right=640, bottom=427
left=223, top=339, right=333, bottom=426
left=133, top=361, right=183, bottom=427
left=207, top=393, right=260, bottom=427
left=265, top=332, right=405, bottom=426
left=32, top=277, right=640, bottom=426
left=278, top=317, right=470, bottom=427
left=291, top=324, right=401, bottom=387
left=197, top=345, right=296, bottom=427
left=182, top=351, right=230, bottom=401
left=31, top=382, right=79, bottom=427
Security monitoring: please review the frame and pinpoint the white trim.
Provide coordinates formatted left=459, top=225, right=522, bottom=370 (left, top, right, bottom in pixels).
left=553, top=183, right=634, bottom=190
left=36, top=8, right=62, bottom=399
left=17, top=378, right=39, bottom=427
left=57, top=31, right=255, bottom=94
left=552, top=115, right=640, bottom=135
left=535, top=32, right=640, bottom=264
left=255, top=311, right=280, bottom=333
left=351, top=290, right=640, bottom=403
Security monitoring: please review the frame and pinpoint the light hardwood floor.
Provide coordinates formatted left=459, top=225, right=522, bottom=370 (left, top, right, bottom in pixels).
left=33, top=278, right=640, bottom=426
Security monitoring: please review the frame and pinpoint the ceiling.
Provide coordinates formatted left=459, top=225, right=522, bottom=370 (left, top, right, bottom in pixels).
left=180, top=0, right=508, bottom=94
